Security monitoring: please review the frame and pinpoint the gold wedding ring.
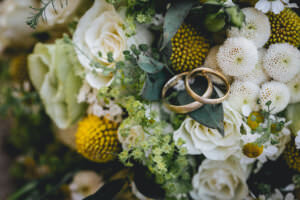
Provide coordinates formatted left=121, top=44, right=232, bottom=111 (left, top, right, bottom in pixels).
left=185, top=67, right=230, bottom=105
left=162, top=72, right=213, bottom=114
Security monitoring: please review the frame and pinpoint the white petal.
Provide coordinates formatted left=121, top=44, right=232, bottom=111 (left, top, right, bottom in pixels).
left=271, top=1, right=285, bottom=14
left=255, top=0, right=271, bottom=13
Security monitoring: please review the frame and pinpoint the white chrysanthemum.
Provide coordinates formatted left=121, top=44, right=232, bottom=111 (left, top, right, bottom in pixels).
left=217, top=37, right=258, bottom=77
left=260, top=81, right=290, bottom=114
left=263, top=43, right=300, bottom=83
left=227, top=81, right=260, bottom=116
left=228, top=8, right=270, bottom=48
left=237, top=48, right=269, bottom=85
left=287, top=73, right=300, bottom=104
left=204, top=45, right=232, bottom=84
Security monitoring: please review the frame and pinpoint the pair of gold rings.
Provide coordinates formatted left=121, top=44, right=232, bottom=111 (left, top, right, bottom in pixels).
left=162, top=67, right=231, bottom=114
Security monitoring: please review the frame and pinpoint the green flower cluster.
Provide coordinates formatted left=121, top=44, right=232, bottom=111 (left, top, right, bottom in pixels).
left=118, top=96, right=193, bottom=199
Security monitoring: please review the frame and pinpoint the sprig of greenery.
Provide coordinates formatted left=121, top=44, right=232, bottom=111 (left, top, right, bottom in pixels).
left=27, top=0, right=68, bottom=29
left=252, top=101, right=287, bottom=146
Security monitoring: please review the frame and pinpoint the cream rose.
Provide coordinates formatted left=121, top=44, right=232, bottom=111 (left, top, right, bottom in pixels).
left=0, top=0, right=39, bottom=49
left=174, top=101, right=245, bottom=160
left=190, top=157, right=248, bottom=200
left=73, top=0, right=153, bottom=89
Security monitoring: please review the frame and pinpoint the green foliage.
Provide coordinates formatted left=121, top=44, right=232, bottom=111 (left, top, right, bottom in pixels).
left=251, top=101, right=288, bottom=146
left=118, top=97, right=194, bottom=198
left=189, top=0, right=245, bottom=33
left=107, top=0, right=156, bottom=23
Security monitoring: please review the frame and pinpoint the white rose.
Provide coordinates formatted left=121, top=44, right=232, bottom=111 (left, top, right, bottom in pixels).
left=190, top=157, right=248, bottom=200
left=0, top=0, right=39, bottom=49
left=73, top=0, right=153, bottom=89
left=174, top=101, right=244, bottom=160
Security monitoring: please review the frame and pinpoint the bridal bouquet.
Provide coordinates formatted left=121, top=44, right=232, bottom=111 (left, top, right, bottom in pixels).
left=1, top=0, right=300, bottom=199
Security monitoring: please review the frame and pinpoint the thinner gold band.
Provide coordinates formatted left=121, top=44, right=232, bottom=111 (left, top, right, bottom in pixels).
left=185, top=67, right=230, bottom=105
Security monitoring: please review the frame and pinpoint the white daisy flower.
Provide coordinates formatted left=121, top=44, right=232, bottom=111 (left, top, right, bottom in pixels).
left=237, top=48, right=269, bottom=85
left=227, top=81, right=260, bottom=115
left=228, top=8, right=271, bottom=48
left=255, top=0, right=298, bottom=15
left=286, top=73, right=300, bottom=104
left=263, top=43, right=300, bottom=83
left=259, top=81, right=290, bottom=114
left=217, top=37, right=258, bottom=77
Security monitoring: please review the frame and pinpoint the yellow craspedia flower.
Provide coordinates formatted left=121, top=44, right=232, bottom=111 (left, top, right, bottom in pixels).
left=267, top=9, right=300, bottom=47
left=170, top=24, right=210, bottom=73
left=247, top=112, right=264, bottom=131
left=243, top=143, right=264, bottom=158
left=9, top=54, right=29, bottom=83
left=75, top=115, right=120, bottom=163
left=284, top=141, right=300, bottom=172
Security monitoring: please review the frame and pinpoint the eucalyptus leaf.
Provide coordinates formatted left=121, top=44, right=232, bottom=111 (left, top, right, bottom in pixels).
left=161, top=0, right=196, bottom=50
left=175, top=77, right=224, bottom=135
left=138, top=55, right=164, bottom=74
left=83, top=179, right=126, bottom=200
left=142, top=68, right=172, bottom=101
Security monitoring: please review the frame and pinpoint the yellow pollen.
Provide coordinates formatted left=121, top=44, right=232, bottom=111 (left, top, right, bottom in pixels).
left=170, top=24, right=210, bottom=73
left=75, top=115, right=120, bottom=163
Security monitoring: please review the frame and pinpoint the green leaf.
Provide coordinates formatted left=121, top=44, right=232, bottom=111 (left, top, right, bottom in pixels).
left=175, top=77, right=224, bottom=135
left=204, top=11, right=226, bottom=32
left=138, top=55, right=165, bottom=74
left=225, top=6, right=245, bottom=28
left=142, top=68, right=172, bottom=101
left=160, top=0, right=196, bottom=50
left=83, top=179, right=126, bottom=200
left=8, top=181, right=39, bottom=200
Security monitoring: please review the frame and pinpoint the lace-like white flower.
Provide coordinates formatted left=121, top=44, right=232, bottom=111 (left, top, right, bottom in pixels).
left=237, top=48, right=269, bottom=85
left=263, top=43, right=300, bottom=83
left=228, top=8, right=270, bottom=48
left=217, top=37, right=258, bottom=77
left=77, top=82, right=123, bottom=123
left=227, top=81, right=260, bottom=115
left=255, top=0, right=298, bottom=14
left=287, top=73, right=300, bottom=104
left=260, top=81, right=290, bottom=114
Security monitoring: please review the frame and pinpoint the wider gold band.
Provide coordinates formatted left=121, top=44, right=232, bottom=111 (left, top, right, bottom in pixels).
left=185, top=67, right=230, bottom=105
left=162, top=72, right=213, bottom=114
